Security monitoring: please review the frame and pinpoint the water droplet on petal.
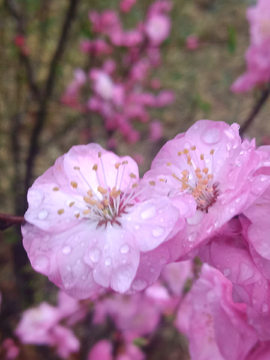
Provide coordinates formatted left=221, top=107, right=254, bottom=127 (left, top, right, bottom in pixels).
left=135, top=224, right=140, bottom=230
left=188, top=232, right=197, bottom=242
left=160, top=258, right=166, bottom=265
left=223, top=268, right=231, bottom=277
left=132, top=279, right=147, bottom=291
left=38, top=210, right=48, bottom=220
left=33, top=256, right=50, bottom=273
left=150, top=267, right=155, bottom=273
left=66, top=265, right=71, bottom=271
left=104, top=244, right=109, bottom=250
left=152, top=226, right=164, bottom=237
left=120, top=245, right=130, bottom=254
left=262, top=303, right=269, bottom=314
left=89, top=248, right=101, bottom=263
left=62, top=245, right=71, bottom=255
left=81, top=275, right=86, bottom=280
left=201, top=127, right=221, bottom=144
left=141, top=206, right=157, bottom=219
left=105, top=257, right=112, bottom=266
left=187, top=211, right=204, bottom=225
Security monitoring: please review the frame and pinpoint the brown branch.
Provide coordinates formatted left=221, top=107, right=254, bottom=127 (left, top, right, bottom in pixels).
left=5, top=0, right=41, bottom=101
left=0, top=213, right=25, bottom=230
left=240, top=83, right=270, bottom=137
left=23, top=0, right=80, bottom=211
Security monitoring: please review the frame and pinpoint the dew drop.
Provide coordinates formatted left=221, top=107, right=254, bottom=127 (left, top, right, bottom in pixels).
left=141, top=206, right=157, bottom=219
left=89, top=248, right=101, bottom=263
left=105, top=257, right=112, bottom=266
left=66, top=265, right=71, bottom=271
left=134, top=225, right=140, bottom=230
left=81, top=275, right=86, bottom=280
left=38, top=210, right=48, bottom=220
left=188, top=232, right=197, bottom=242
left=120, top=245, right=130, bottom=254
left=187, top=211, right=204, bottom=225
left=262, top=303, right=269, bottom=314
left=152, top=226, right=165, bottom=237
left=150, top=267, right=155, bottom=273
left=62, top=246, right=71, bottom=255
left=160, top=258, right=166, bottom=265
left=33, top=256, right=50, bottom=273
left=201, top=127, right=221, bottom=144
left=223, top=268, right=231, bottom=277
left=132, top=279, right=147, bottom=291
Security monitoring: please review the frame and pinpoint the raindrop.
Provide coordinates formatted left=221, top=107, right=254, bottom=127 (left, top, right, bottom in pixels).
left=262, top=303, right=269, bottom=314
left=223, top=268, right=231, bottom=277
left=81, top=275, right=86, bottom=280
left=132, top=279, right=147, bottom=291
left=201, top=127, right=221, bottom=144
left=38, top=210, right=48, bottom=220
left=134, top=225, right=140, bottom=230
left=141, top=206, right=157, bottom=219
left=33, top=256, right=50, bottom=273
left=160, top=258, right=166, bottom=265
left=188, top=232, right=197, bottom=242
left=89, top=249, right=101, bottom=263
left=105, top=257, right=112, bottom=266
left=66, top=265, right=71, bottom=271
left=150, top=267, right=155, bottom=273
left=152, top=227, right=165, bottom=237
left=104, top=244, right=109, bottom=250
left=62, top=246, right=71, bottom=255
left=120, top=245, right=130, bottom=254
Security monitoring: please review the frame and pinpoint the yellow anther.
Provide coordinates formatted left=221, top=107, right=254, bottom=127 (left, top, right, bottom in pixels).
left=103, top=209, right=108, bottom=216
left=129, top=173, right=136, bottom=179
left=83, top=196, right=92, bottom=205
left=167, top=162, right=172, bottom=166
left=104, top=199, right=109, bottom=206
left=87, top=190, right=93, bottom=197
left=98, top=186, right=107, bottom=195
left=202, top=178, right=208, bottom=185
left=183, top=148, right=189, bottom=154
left=98, top=151, right=102, bottom=158
left=115, top=162, right=121, bottom=170
left=159, top=178, right=166, bottom=182
left=71, top=181, right=78, bottom=189
left=53, top=187, right=59, bottom=191
left=97, top=203, right=104, bottom=210
left=75, top=213, right=80, bottom=218
left=187, top=161, right=192, bottom=166
left=181, top=170, right=189, bottom=176
left=149, top=181, right=156, bottom=186
left=210, top=149, right=215, bottom=155
left=200, top=154, right=204, bottom=160
left=196, top=173, right=203, bottom=179
left=207, top=188, right=213, bottom=193
left=182, top=183, right=189, bottom=190
left=178, top=151, right=183, bottom=156
left=187, top=155, right=191, bottom=162
left=191, top=146, right=196, bottom=151
left=122, top=160, right=128, bottom=165
left=83, top=209, right=90, bottom=215
left=203, top=167, right=209, bottom=174
left=132, top=183, right=138, bottom=188
left=195, top=167, right=201, bottom=173
left=110, top=189, right=118, bottom=199
left=74, top=166, right=80, bottom=170
left=57, top=209, right=65, bottom=215
left=207, top=174, right=214, bottom=180
left=92, top=164, right=98, bottom=171
left=116, top=190, right=121, bottom=196
left=69, top=201, right=75, bottom=208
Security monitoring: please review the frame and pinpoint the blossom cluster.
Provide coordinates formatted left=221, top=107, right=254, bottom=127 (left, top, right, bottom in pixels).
left=231, top=0, right=270, bottom=92
left=61, top=0, right=175, bottom=146
left=5, top=119, right=269, bottom=359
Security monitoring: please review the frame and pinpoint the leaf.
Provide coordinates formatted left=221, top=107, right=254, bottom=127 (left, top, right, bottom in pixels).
left=227, top=25, right=237, bottom=54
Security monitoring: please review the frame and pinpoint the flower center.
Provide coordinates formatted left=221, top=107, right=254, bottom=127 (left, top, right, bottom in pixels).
left=55, top=152, right=139, bottom=227
left=166, top=146, right=220, bottom=213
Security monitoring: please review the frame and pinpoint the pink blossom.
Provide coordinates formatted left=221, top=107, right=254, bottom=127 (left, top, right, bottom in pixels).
left=148, top=1, right=172, bottom=16
left=149, top=120, right=163, bottom=141
left=90, top=70, right=114, bottom=100
left=120, top=0, right=137, bottom=13
left=147, top=120, right=270, bottom=260
left=2, top=339, right=20, bottom=360
left=61, top=69, right=86, bottom=108
left=14, top=34, right=25, bottom=48
left=80, top=39, right=112, bottom=56
left=88, top=340, right=113, bottom=360
left=132, top=154, right=145, bottom=166
left=176, top=264, right=259, bottom=360
left=247, top=0, right=270, bottom=46
left=160, top=260, right=193, bottom=296
left=145, top=14, right=171, bottom=45
left=22, top=144, right=187, bottom=298
left=186, top=35, right=199, bottom=50
left=116, top=342, right=145, bottom=360
left=155, top=90, right=175, bottom=107
left=150, top=78, right=162, bottom=89
left=89, top=11, right=121, bottom=35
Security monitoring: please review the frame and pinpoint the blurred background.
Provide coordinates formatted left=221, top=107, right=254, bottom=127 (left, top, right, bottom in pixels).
left=0, top=0, right=269, bottom=359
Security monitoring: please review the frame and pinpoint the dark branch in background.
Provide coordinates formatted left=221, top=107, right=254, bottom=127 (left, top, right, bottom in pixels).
left=239, top=83, right=270, bottom=137
left=23, top=0, right=80, bottom=211
left=5, top=0, right=41, bottom=101
left=0, top=213, right=25, bottom=230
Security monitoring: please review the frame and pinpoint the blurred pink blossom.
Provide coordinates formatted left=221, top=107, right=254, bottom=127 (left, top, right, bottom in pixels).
left=145, top=14, right=171, bottom=45
left=149, top=120, right=163, bottom=141
left=80, top=39, right=112, bottom=56
left=88, top=340, right=113, bottom=360
left=186, top=35, right=199, bottom=50
left=120, top=0, right=137, bottom=13
left=2, top=339, right=20, bottom=360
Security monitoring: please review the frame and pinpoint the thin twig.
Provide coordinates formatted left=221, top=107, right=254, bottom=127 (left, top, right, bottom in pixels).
left=23, top=0, right=80, bottom=211
left=5, top=0, right=41, bottom=101
left=240, top=83, right=270, bottom=137
left=0, top=213, right=25, bottom=230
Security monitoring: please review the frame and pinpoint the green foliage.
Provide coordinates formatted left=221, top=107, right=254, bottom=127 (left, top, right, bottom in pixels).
left=227, top=25, right=237, bottom=54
